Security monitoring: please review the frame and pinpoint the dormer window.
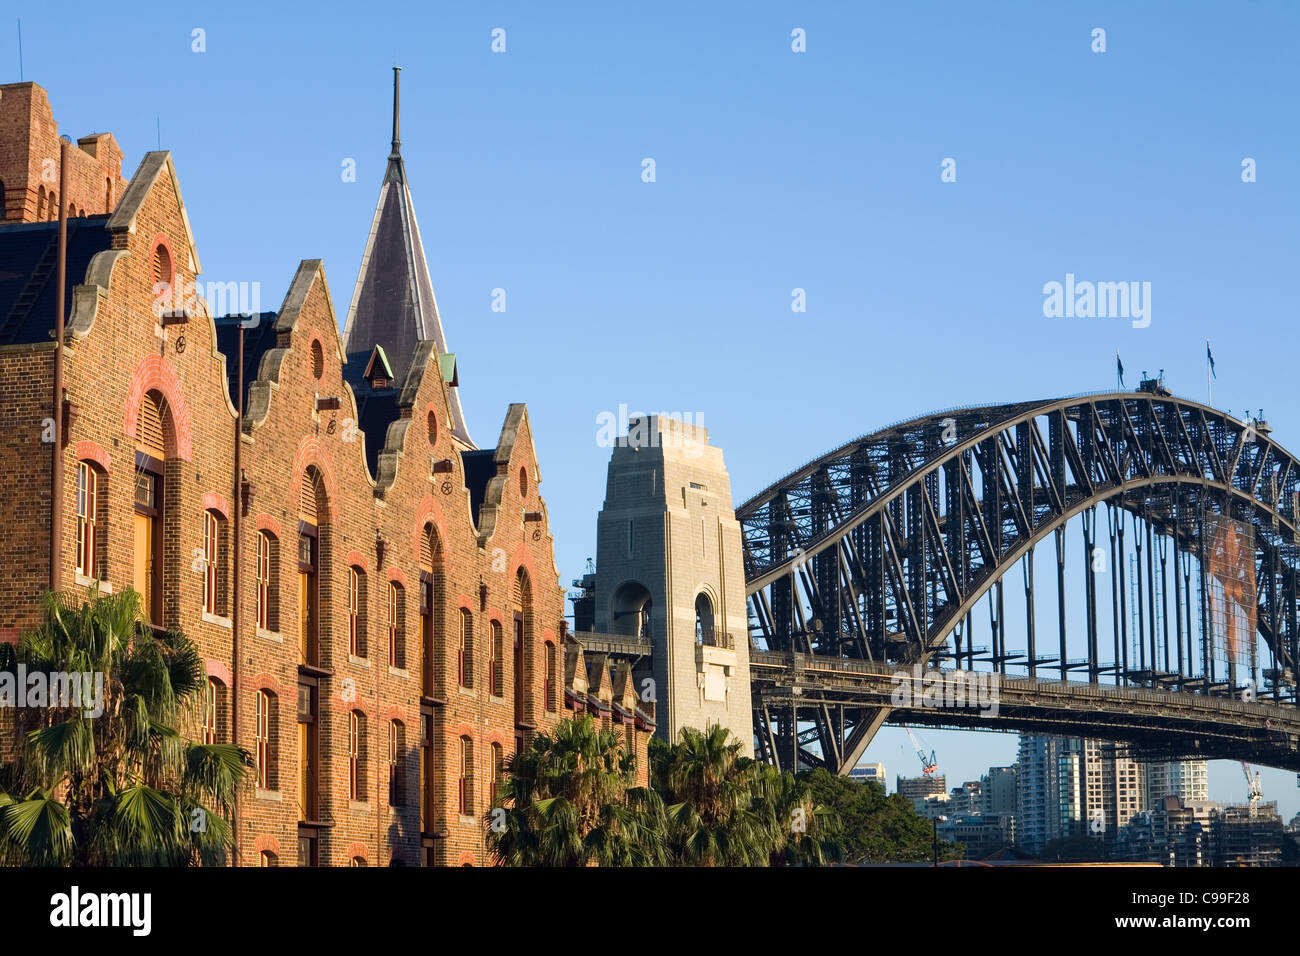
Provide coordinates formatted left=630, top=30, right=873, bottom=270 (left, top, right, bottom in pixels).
left=364, top=345, right=395, bottom=391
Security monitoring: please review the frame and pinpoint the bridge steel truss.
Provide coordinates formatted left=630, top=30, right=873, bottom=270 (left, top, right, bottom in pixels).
left=739, top=392, right=1300, bottom=774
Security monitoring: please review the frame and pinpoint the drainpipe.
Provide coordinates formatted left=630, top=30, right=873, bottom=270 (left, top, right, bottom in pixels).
left=50, top=137, right=68, bottom=593
left=231, top=322, right=244, bottom=865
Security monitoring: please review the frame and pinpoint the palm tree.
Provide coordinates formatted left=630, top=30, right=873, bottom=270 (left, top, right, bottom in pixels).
left=0, top=587, right=251, bottom=866
left=652, top=725, right=840, bottom=866
left=650, top=724, right=777, bottom=865
left=489, top=715, right=666, bottom=866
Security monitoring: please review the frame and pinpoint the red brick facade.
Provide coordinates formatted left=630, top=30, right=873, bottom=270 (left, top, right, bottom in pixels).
left=0, top=84, right=651, bottom=866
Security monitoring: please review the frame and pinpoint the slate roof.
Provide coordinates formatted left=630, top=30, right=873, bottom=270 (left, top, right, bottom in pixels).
left=0, top=216, right=113, bottom=347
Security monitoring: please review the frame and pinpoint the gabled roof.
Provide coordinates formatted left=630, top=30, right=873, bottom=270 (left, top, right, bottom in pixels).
left=341, top=67, right=473, bottom=447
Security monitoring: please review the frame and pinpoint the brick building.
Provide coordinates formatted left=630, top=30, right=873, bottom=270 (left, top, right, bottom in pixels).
left=0, top=75, right=651, bottom=866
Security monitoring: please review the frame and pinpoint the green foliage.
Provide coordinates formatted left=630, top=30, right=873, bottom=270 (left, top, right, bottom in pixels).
left=490, top=717, right=840, bottom=866
left=0, top=587, right=252, bottom=866
left=799, top=768, right=963, bottom=864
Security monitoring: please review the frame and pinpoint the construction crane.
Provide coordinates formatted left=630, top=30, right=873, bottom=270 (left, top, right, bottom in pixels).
left=1241, top=761, right=1262, bottom=815
left=903, top=725, right=939, bottom=776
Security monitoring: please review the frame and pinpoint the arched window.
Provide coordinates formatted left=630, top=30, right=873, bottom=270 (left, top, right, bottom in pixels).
left=388, top=582, right=406, bottom=669
left=259, top=850, right=277, bottom=867
left=389, top=720, right=405, bottom=806
left=489, top=620, right=503, bottom=697
left=513, top=567, right=532, bottom=724
left=458, top=735, right=473, bottom=816
left=152, top=239, right=173, bottom=305
left=202, top=509, right=229, bottom=617
left=458, top=608, right=473, bottom=688
left=544, top=642, right=557, bottom=713
left=36, top=185, right=45, bottom=220
left=348, top=566, right=367, bottom=658
left=694, top=593, right=715, bottom=644
left=255, top=690, right=277, bottom=789
left=490, top=742, right=503, bottom=807
left=202, top=677, right=226, bottom=744
left=75, top=460, right=103, bottom=579
left=349, top=710, right=366, bottom=802
left=104, top=177, right=112, bottom=213
left=611, top=581, right=652, bottom=640
left=255, top=531, right=279, bottom=631
left=419, top=523, right=442, bottom=697
left=298, top=467, right=323, bottom=667
left=47, top=192, right=56, bottom=220
left=133, top=390, right=171, bottom=626
left=350, top=856, right=367, bottom=867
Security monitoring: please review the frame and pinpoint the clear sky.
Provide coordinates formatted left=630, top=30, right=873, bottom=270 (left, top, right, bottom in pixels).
left=9, top=0, right=1298, bottom=820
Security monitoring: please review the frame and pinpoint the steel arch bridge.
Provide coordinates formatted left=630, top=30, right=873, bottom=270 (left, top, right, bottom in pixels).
left=740, top=387, right=1300, bottom=774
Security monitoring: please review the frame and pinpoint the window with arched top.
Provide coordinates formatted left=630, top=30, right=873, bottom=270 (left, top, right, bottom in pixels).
left=694, top=593, right=715, bottom=644
left=202, top=509, right=229, bottom=617
left=310, top=339, right=324, bottom=379
left=458, top=608, right=473, bottom=688
left=489, top=620, right=503, bottom=697
left=419, top=523, right=442, bottom=697
left=36, top=185, right=45, bottom=220
left=255, top=690, right=277, bottom=789
left=152, top=240, right=172, bottom=304
left=133, top=390, right=172, bottom=626
left=75, top=460, right=104, bottom=580
left=46, top=191, right=56, bottom=220
left=458, top=735, right=474, bottom=816
left=544, top=642, right=557, bottom=713
left=105, top=177, right=112, bottom=212
left=259, top=850, right=277, bottom=867
left=202, top=677, right=222, bottom=744
left=388, top=582, right=406, bottom=670
left=427, top=410, right=438, bottom=446
left=348, top=566, right=367, bottom=658
left=349, top=710, right=366, bottom=801
left=255, top=531, right=279, bottom=632
left=490, top=742, right=504, bottom=807
left=389, top=720, right=405, bottom=806
left=518, top=466, right=528, bottom=498
left=297, top=467, right=325, bottom=667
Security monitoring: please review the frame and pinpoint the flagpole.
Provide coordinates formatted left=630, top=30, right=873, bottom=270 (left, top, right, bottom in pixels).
left=1207, top=340, right=1212, bottom=407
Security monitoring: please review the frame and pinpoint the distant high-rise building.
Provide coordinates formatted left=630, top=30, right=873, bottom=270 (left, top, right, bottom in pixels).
left=949, top=781, right=982, bottom=815
left=897, top=774, right=947, bottom=801
left=1017, top=735, right=1147, bottom=852
left=1145, top=759, right=1208, bottom=807
left=1213, top=803, right=1284, bottom=867
left=981, top=766, right=1018, bottom=816
left=849, top=762, right=886, bottom=786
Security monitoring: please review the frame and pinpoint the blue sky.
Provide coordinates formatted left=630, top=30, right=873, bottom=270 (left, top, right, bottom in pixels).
left=9, top=0, right=1299, bottom=819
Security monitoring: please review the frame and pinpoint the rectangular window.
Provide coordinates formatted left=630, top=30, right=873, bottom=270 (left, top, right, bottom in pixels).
left=75, top=462, right=97, bottom=577
left=458, top=609, right=472, bottom=688
left=298, top=681, right=318, bottom=820
left=490, top=621, right=503, bottom=697
left=420, top=713, right=434, bottom=832
left=298, top=530, right=318, bottom=666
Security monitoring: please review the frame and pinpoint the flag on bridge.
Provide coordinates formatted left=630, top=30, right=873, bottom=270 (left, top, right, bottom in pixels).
left=1116, top=352, right=1125, bottom=389
left=1207, top=340, right=1216, bottom=379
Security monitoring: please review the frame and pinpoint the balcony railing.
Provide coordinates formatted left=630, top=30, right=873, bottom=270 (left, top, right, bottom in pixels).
left=699, top=631, right=734, bottom=650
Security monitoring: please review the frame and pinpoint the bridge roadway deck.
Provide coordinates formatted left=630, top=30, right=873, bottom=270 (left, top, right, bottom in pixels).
left=750, top=652, right=1300, bottom=770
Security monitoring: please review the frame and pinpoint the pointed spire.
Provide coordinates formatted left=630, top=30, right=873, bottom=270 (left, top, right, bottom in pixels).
left=390, top=66, right=401, bottom=159
left=342, top=69, right=475, bottom=447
